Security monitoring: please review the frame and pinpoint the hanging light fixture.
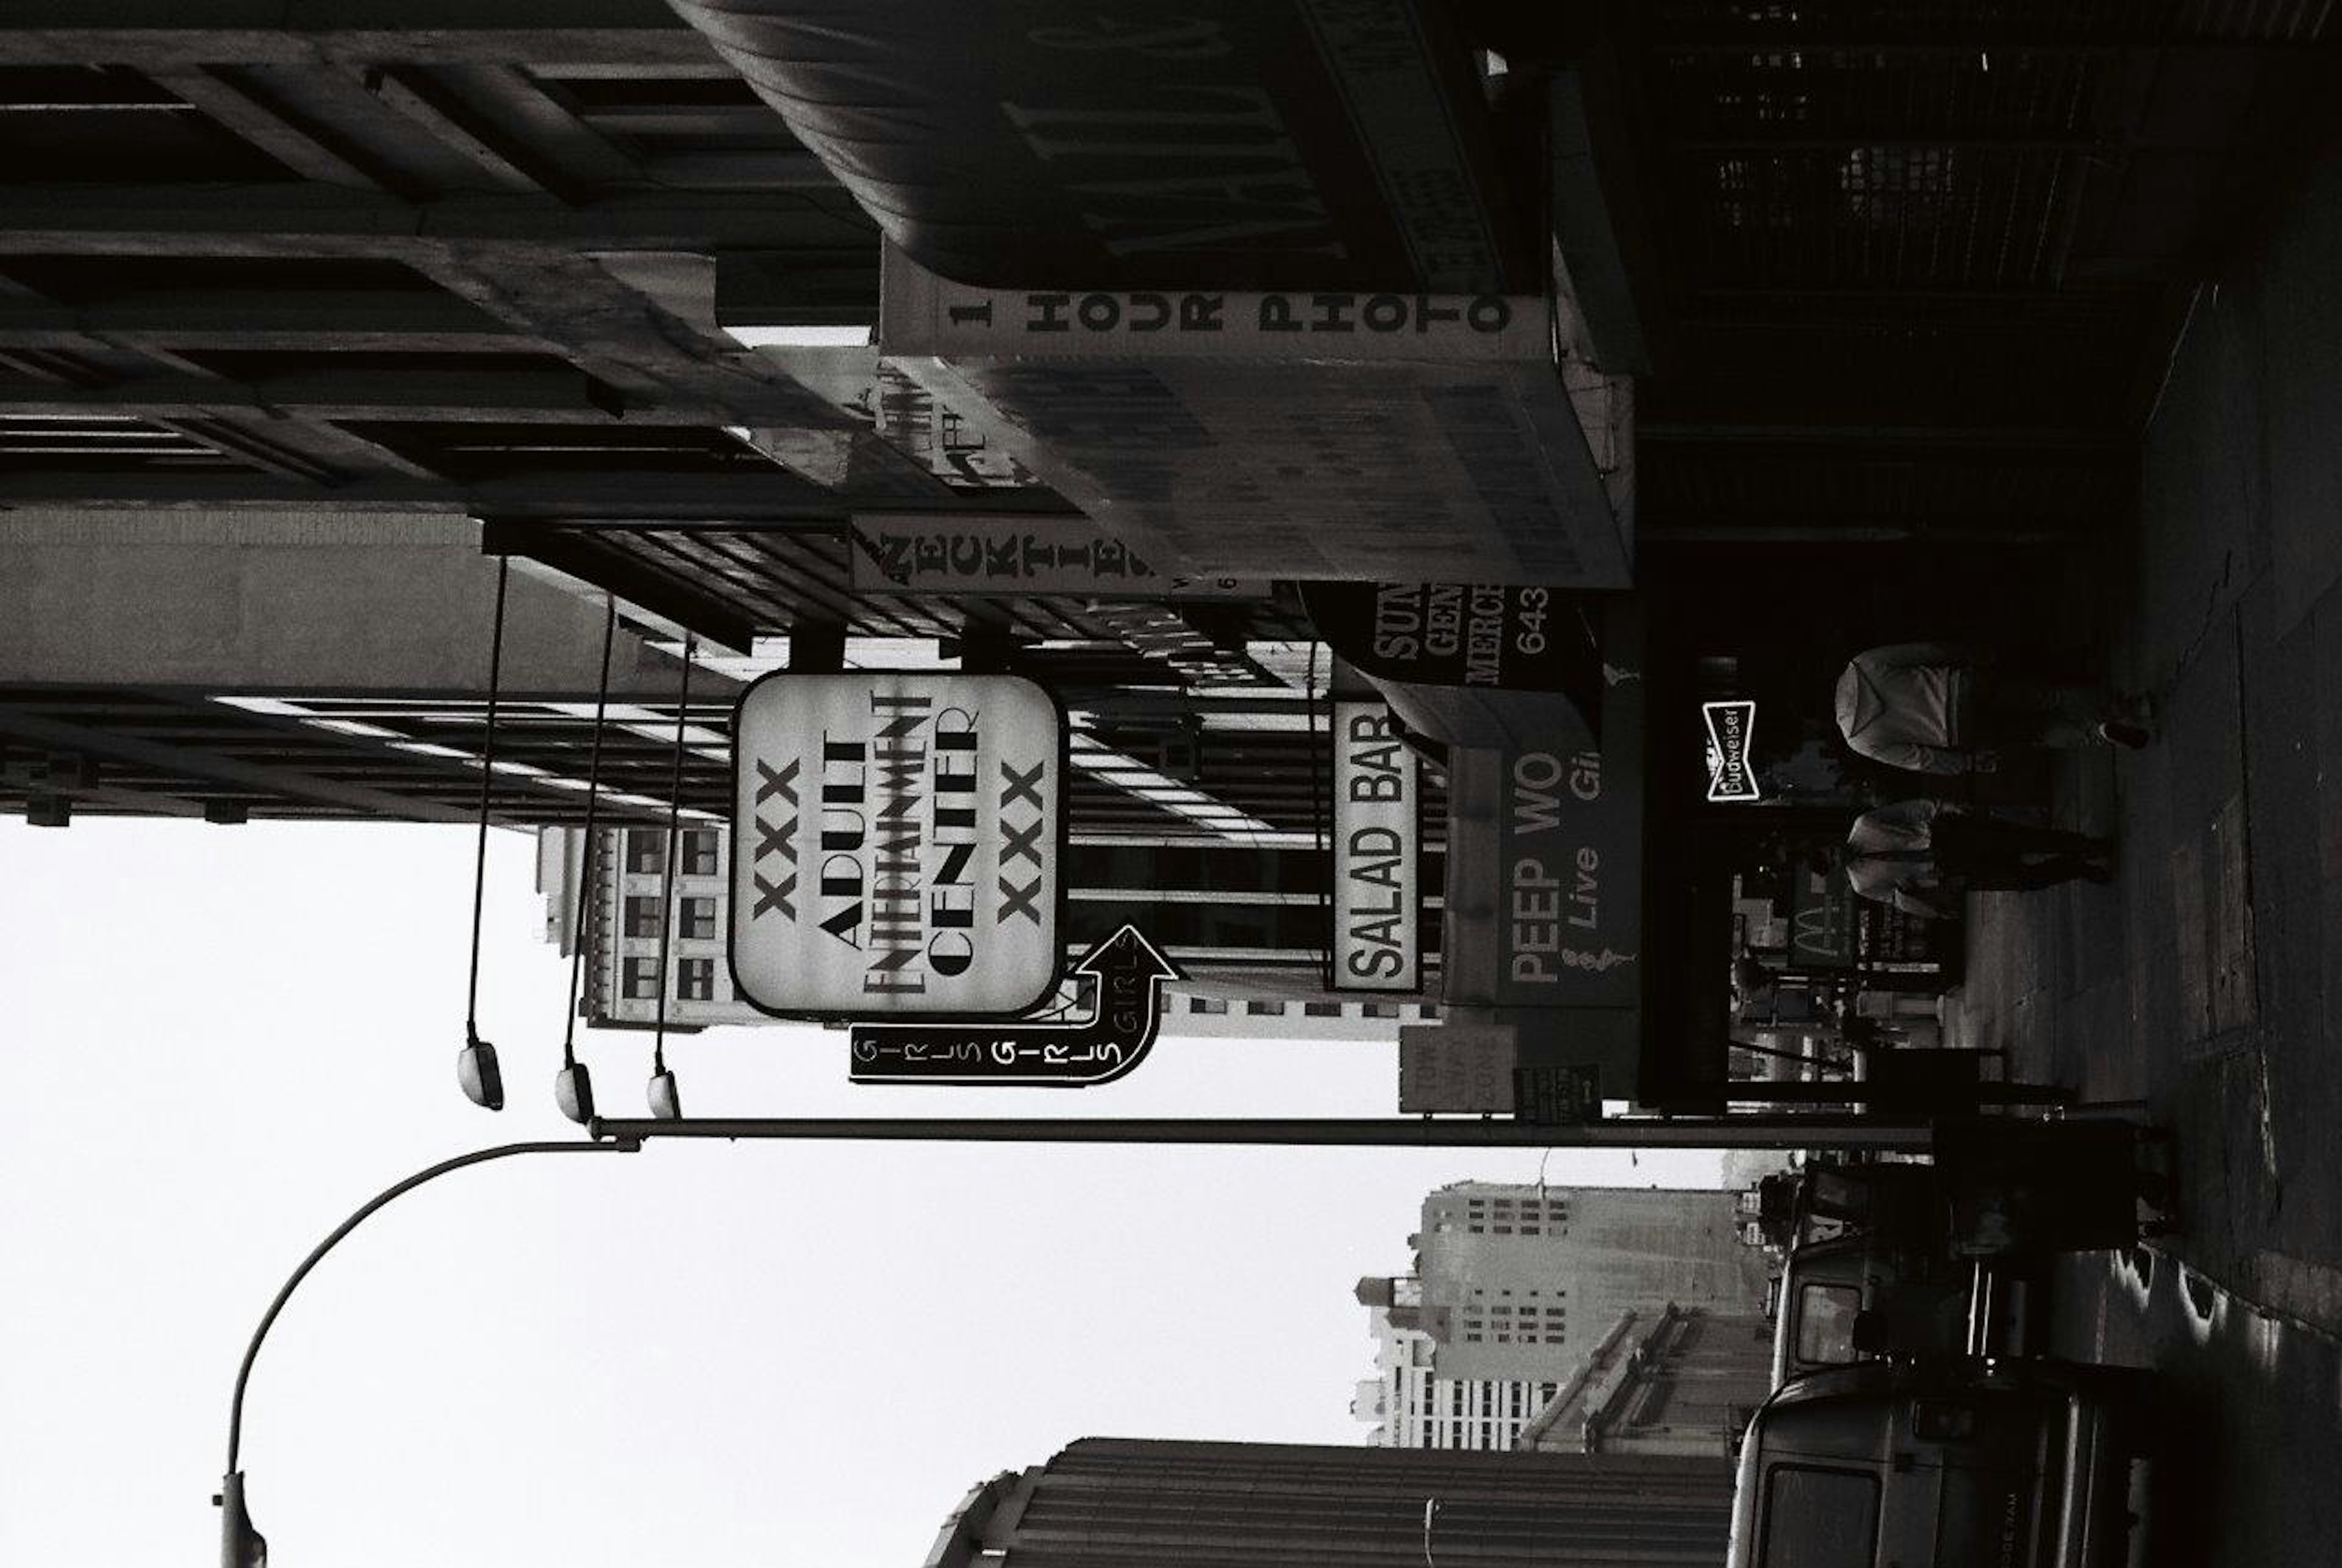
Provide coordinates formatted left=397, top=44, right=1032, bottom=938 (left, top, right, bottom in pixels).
left=647, top=635, right=697, bottom=1120
left=457, top=559, right=511, bottom=1111
left=554, top=593, right=620, bottom=1126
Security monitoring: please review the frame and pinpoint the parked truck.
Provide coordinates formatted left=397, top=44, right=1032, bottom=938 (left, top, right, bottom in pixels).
left=1730, top=1356, right=2157, bottom=1568
left=1766, top=1118, right=2165, bottom=1386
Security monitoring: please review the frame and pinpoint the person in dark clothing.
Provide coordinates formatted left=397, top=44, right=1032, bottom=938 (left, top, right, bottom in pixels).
left=1837, top=800, right=2112, bottom=917
left=1931, top=811, right=2114, bottom=890
left=1834, top=642, right=2154, bottom=776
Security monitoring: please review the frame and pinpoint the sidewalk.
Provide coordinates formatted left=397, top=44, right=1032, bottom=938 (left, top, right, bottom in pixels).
left=1939, top=110, right=2342, bottom=1333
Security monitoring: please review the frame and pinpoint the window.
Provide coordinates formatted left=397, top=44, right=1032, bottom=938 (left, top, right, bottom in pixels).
left=623, top=896, right=662, bottom=938
left=621, top=957, right=659, bottom=999
left=1246, top=1000, right=1280, bottom=1016
left=624, top=831, right=664, bottom=874
left=677, top=958, right=715, bottom=1001
left=1303, top=1001, right=1341, bottom=1017
left=1793, top=1283, right=1866, bottom=1368
left=1761, top=1466, right=1878, bottom=1568
left=679, top=897, right=717, bottom=940
left=1188, top=997, right=1228, bottom=1014
left=681, top=829, right=720, bottom=876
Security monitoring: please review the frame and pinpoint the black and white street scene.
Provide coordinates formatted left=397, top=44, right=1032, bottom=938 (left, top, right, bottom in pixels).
left=7, top=5, right=2342, bottom=1566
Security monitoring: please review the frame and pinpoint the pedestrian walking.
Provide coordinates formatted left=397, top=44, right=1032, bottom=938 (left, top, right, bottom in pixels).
left=1834, top=642, right=2154, bottom=776
left=1834, top=799, right=2114, bottom=918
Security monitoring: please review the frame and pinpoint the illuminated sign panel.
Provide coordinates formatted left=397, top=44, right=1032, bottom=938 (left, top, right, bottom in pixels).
left=730, top=672, right=1063, bottom=1018
left=1331, top=701, right=1420, bottom=992
left=1702, top=700, right=1760, bottom=803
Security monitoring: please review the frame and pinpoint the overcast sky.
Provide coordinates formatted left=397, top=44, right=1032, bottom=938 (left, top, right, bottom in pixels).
left=0, top=816, right=1724, bottom=1568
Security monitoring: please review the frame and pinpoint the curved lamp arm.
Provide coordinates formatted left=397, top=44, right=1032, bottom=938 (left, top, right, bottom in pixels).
left=225, top=1137, right=640, bottom=1475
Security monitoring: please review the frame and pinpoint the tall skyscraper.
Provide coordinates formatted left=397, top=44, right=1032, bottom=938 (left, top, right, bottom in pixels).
left=925, top=1438, right=1731, bottom=1568
left=1352, top=1299, right=1562, bottom=1451
left=1363, top=1183, right=1767, bottom=1384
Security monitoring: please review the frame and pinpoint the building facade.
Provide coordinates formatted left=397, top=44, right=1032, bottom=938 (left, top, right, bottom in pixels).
left=538, top=822, right=1444, bottom=1033
left=1352, top=1300, right=1563, bottom=1452
left=1362, top=1183, right=1768, bottom=1385
left=925, top=1437, right=1733, bottom=1568
left=1513, top=1306, right=1772, bottom=1459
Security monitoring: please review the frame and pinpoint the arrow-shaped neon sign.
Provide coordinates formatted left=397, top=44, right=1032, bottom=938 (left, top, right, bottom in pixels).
left=847, top=924, right=1184, bottom=1087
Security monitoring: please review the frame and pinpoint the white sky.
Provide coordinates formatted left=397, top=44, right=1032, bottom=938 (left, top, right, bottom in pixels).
left=0, top=815, right=1724, bottom=1568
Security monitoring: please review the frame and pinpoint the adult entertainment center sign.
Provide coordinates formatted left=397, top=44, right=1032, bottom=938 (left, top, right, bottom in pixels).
left=731, top=671, right=1064, bottom=1018
left=1332, top=701, right=1420, bottom=992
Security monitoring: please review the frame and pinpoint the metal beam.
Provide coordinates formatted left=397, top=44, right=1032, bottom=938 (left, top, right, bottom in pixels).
left=365, top=68, right=548, bottom=194
left=482, top=520, right=757, bottom=651
left=1639, top=421, right=2126, bottom=452
left=0, top=186, right=876, bottom=251
left=0, top=292, right=521, bottom=348
left=0, top=370, right=659, bottom=423
left=1638, top=519, right=2088, bottom=545
left=0, top=4, right=714, bottom=69
left=149, top=68, right=391, bottom=189
left=0, top=468, right=843, bottom=517
left=0, top=703, right=478, bottom=823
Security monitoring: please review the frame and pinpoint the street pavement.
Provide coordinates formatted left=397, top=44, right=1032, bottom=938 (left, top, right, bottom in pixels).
left=1936, top=95, right=2342, bottom=1563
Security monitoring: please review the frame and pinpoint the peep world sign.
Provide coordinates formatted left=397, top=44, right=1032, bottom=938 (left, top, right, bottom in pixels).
left=1331, top=701, right=1420, bottom=992
left=730, top=672, right=1064, bottom=1018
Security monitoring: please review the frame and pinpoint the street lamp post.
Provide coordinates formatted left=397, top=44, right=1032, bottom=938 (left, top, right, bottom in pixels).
left=587, top=1114, right=1947, bottom=1150
left=217, top=1138, right=639, bottom=1567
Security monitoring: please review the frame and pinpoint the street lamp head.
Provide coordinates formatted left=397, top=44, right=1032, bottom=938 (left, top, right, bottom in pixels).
left=457, top=1031, right=505, bottom=1111
left=647, top=1067, right=682, bottom=1120
left=554, top=1061, right=596, bottom=1125
left=218, top=1470, right=267, bottom=1568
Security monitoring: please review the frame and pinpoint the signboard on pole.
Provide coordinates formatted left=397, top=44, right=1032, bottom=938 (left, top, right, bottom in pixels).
left=1513, top=1064, right=1603, bottom=1125
left=730, top=671, right=1065, bottom=1018
left=1398, top=1021, right=1516, bottom=1113
left=1331, top=701, right=1420, bottom=992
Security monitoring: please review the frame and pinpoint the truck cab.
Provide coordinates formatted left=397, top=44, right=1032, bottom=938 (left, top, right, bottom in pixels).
left=1728, top=1358, right=2155, bottom=1568
left=1771, top=1232, right=1975, bottom=1386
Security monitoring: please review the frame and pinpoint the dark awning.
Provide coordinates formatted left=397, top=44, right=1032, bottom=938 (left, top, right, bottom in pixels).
left=666, top=0, right=1533, bottom=292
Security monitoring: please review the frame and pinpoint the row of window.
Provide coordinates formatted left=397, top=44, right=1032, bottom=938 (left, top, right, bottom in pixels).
left=1461, top=1208, right=1574, bottom=1226
left=621, top=956, right=719, bottom=1001
left=1463, top=1328, right=1566, bottom=1345
left=622, top=828, right=721, bottom=876
left=1183, top=997, right=1437, bottom=1018
left=623, top=894, right=718, bottom=940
